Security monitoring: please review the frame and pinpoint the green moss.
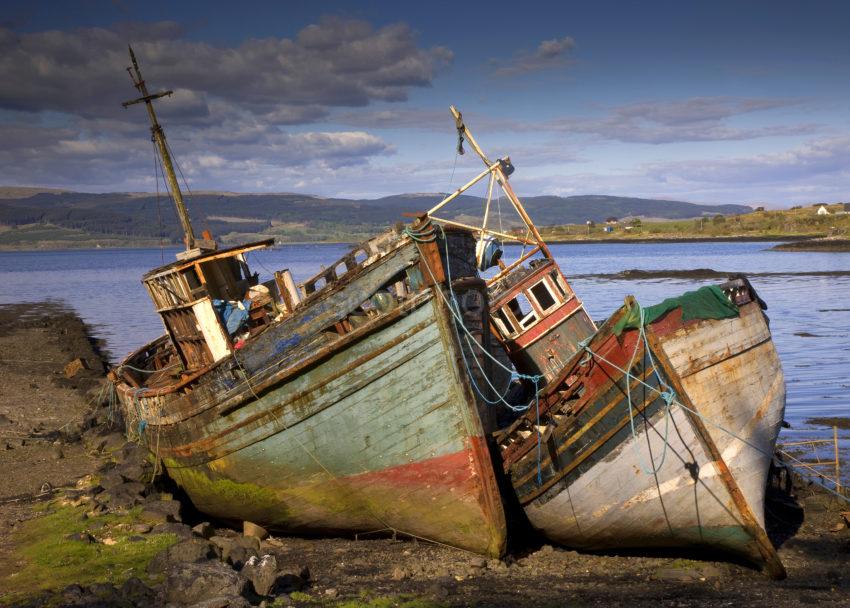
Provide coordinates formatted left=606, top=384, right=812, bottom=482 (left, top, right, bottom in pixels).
left=667, top=557, right=704, bottom=569
left=0, top=501, right=178, bottom=604
left=335, top=595, right=444, bottom=608
left=164, top=461, right=286, bottom=524
left=287, top=591, right=315, bottom=603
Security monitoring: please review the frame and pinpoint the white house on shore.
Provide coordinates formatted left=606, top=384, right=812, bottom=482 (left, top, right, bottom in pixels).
left=817, top=205, right=830, bottom=215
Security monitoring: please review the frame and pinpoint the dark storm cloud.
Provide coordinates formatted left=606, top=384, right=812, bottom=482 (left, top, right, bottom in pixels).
left=0, top=17, right=453, bottom=121
left=0, top=17, right=444, bottom=190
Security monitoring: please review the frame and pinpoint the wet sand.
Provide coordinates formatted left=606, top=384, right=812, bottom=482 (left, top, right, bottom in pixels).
left=1, top=304, right=849, bottom=607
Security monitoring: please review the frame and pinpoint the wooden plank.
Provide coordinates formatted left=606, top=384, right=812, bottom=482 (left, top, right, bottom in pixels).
left=644, top=327, right=786, bottom=580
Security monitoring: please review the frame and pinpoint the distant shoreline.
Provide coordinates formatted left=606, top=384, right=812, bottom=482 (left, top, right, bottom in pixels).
left=541, top=234, right=816, bottom=245
left=0, top=234, right=826, bottom=252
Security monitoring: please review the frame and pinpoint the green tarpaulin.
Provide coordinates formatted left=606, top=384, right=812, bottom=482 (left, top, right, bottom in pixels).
left=614, top=285, right=739, bottom=336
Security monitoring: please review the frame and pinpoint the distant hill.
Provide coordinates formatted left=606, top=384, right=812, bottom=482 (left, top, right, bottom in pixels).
left=0, top=189, right=752, bottom=248
left=0, top=186, right=69, bottom=199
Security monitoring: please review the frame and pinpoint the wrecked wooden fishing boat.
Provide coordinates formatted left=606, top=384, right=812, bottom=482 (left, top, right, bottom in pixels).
left=425, top=108, right=598, bottom=387
left=109, top=48, right=507, bottom=556
left=496, top=281, right=786, bottom=577
left=426, top=112, right=786, bottom=577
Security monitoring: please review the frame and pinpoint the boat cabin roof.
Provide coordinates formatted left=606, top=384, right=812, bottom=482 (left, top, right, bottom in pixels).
left=143, top=238, right=275, bottom=280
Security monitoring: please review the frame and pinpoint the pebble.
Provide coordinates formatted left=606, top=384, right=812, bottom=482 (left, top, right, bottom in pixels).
left=391, top=566, right=407, bottom=580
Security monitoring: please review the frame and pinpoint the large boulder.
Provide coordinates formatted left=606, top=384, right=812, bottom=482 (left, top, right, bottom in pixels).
left=147, top=538, right=220, bottom=575
left=151, top=522, right=194, bottom=539
left=140, top=498, right=182, bottom=523
left=120, top=576, right=158, bottom=606
left=241, top=554, right=277, bottom=596
left=163, top=561, right=247, bottom=606
left=210, top=535, right=258, bottom=569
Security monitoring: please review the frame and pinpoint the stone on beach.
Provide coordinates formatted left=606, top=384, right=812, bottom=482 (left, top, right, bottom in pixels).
left=243, top=520, right=269, bottom=540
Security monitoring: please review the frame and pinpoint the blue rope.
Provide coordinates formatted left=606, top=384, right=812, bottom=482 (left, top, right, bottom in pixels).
left=621, top=303, right=673, bottom=475
left=416, top=224, right=546, bottom=483
left=131, top=387, right=149, bottom=437
left=427, top=224, right=545, bottom=404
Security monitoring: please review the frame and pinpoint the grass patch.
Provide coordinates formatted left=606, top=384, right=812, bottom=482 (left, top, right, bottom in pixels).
left=0, top=501, right=178, bottom=604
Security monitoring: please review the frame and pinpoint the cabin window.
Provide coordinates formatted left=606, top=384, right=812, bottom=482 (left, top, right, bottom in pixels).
left=181, top=267, right=206, bottom=300
left=550, top=270, right=570, bottom=298
left=183, top=267, right=201, bottom=290
left=507, top=293, right=538, bottom=330
left=530, top=279, right=558, bottom=312
left=493, top=308, right=518, bottom=337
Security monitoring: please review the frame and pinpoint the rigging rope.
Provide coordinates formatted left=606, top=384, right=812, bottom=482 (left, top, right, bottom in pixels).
left=576, top=319, right=850, bottom=504
left=622, top=303, right=673, bottom=475
left=165, top=139, right=213, bottom=237
left=152, top=139, right=165, bottom=263
left=406, top=223, right=546, bottom=483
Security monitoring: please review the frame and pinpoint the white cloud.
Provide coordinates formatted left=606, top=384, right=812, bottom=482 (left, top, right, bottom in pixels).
left=493, top=36, right=576, bottom=77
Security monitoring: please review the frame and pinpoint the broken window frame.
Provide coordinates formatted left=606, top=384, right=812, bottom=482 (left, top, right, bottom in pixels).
left=528, top=278, right=560, bottom=314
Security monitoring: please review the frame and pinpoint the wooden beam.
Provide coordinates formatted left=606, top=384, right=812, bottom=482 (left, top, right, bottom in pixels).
left=428, top=215, right=536, bottom=245
left=482, top=172, right=496, bottom=233
left=449, top=106, right=552, bottom=259
left=426, top=160, right=502, bottom=216
left=486, top=246, right=541, bottom=286
left=450, top=105, right=492, bottom=166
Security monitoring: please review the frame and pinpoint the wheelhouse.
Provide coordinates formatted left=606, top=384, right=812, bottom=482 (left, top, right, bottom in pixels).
left=140, top=239, right=286, bottom=370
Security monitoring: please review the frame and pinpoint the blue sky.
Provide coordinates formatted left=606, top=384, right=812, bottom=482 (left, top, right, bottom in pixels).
left=1, top=0, right=849, bottom=205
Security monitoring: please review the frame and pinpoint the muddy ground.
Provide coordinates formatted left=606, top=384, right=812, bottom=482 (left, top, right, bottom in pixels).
left=0, top=303, right=848, bottom=607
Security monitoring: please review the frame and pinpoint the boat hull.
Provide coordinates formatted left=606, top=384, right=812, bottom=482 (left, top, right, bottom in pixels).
left=119, top=294, right=506, bottom=556
left=499, top=282, right=785, bottom=575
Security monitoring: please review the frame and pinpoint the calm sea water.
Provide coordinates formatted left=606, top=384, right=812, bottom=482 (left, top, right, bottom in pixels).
left=1, top=241, right=848, bottom=447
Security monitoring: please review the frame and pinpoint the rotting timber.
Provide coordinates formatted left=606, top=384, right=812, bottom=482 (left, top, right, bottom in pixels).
left=110, top=48, right=788, bottom=573
left=495, top=281, right=787, bottom=578
left=424, top=113, right=787, bottom=577
left=109, top=49, right=508, bottom=556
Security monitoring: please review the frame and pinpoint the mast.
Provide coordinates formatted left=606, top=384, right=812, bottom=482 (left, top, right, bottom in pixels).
left=122, top=45, right=196, bottom=251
